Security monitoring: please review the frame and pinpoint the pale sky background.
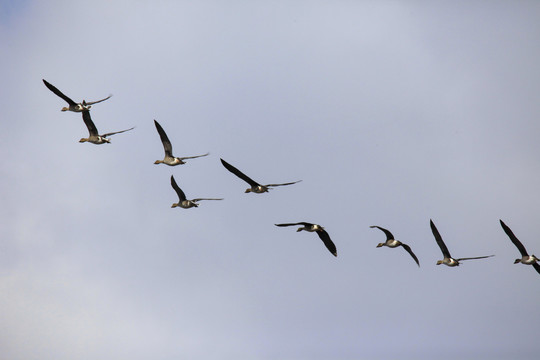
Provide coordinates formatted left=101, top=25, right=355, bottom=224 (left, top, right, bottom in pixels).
left=1, top=1, right=540, bottom=359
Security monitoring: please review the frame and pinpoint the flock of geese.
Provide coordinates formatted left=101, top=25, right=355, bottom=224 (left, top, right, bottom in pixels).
left=42, top=79, right=540, bottom=275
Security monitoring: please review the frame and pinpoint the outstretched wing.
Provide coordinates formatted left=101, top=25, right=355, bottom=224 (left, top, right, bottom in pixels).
left=85, top=94, right=112, bottom=105
left=82, top=110, right=98, bottom=137
left=170, top=175, right=186, bottom=202
left=370, top=225, right=395, bottom=241
left=316, top=229, right=337, bottom=257
left=43, top=79, right=76, bottom=106
left=532, top=262, right=540, bottom=275
left=179, top=153, right=210, bottom=160
left=457, top=255, right=494, bottom=261
left=275, top=222, right=313, bottom=227
left=192, top=198, right=223, bottom=202
left=102, top=127, right=135, bottom=138
left=500, top=220, right=529, bottom=257
left=401, top=243, right=420, bottom=267
left=430, top=220, right=452, bottom=259
left=265, top=180, right=302, bottom=187
left=154, top=120, right=173, bottom=157
left=220, top=158, right=260, bottom=187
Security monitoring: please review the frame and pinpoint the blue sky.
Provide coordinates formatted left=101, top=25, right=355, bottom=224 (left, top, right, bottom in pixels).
left=1, top=1, right=540, bottom=359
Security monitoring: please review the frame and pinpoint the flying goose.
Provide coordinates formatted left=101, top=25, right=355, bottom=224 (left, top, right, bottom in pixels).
left=275, top=222, right=337, bottom=257
left=499, top=220, right=540, bottom=274
left=43, top=79, right=112, bottom=112
left=220, top=158, right=301, bottom=193
left=370, top=225, right=420, bottom=266
left=79, top=108, right=134, bottom=144
left=153, top=120, right=209, bottom=165
left=170, top=175, right=223, bottom=208
left=430, top=219, right=494, bottom=267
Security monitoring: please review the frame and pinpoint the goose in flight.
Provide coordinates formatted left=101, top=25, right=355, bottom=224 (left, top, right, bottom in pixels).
left=370, top=225, right=420, bottom=266
left=153, top=120, right=209, bottom=165
left=499, top=220, right=540, bottom=275
left=220, top=158, right=301, bottom=193
left=275, top=222, right=337, bottom=257
left=170, top=175, right=223, bottom=208
left=79, top=108, right=134, bottom=144
left=43, top=79, right=112, bottom=112
left=430, top=219, right=494, bottom=267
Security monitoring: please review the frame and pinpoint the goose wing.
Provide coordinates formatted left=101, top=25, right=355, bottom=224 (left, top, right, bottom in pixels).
left=220, top=158, right=260, bottom=187
left=179, top=153, right=210, bottom=160
left=532, top=262, right=540, bottom=275
left=85, top=94, right=112, bottom=105
left=456, top=255, right=494, bottom=261
left=499, top=220, right=529, bottom=257
left=102, top=127, right=135, bottom=138
left=370, top=225, right=395, bottom=241
left=316, top=229, right=337, bottom=257
left=192, top=198, right=223, bottom=202
left=43, top=79, right=77, bottom=106
left=154, top=120, right=173, bottom=157
left=401, top=243, right=420, bottom=267
left=82, top=110, right=99, bottom=137
left=265, top=180, right=302, bottom=187
left=170, top=175, right=186, bottom=202
left=275, top=222, right=313, bottom=227
left=430, top=220, right=452, bottom=258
